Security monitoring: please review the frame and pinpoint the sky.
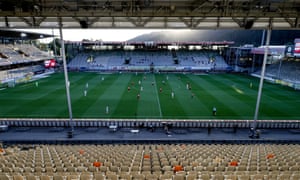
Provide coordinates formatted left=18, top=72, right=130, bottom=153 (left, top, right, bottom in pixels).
left=19, top=29, right=168, bottom=42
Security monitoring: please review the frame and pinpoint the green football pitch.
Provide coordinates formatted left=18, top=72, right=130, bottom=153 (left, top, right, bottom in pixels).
left=0, top=72, right=299, bottom=120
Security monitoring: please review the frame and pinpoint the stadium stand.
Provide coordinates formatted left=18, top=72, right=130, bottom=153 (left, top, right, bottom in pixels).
left=68, top=54, right=90, bottom=70
left=176, top=51, right=211, bottom=70
left=0, top=58, right=11, bottom=66
left=0, top=44, right=25, bottom=63
left=214, top=56, right=229, bottom=70
left=106, top=52, right=126, bottom=70
left=0, top=44, right=51, bottom=63
left=0, top=65, right=46, bottom=83
left=0, top=144, right=300, bottom=179
left=129, top=50, right=173, bottom=66
left=258, top=60, right=300, bottom=83
left=0, top=40, right=54, bottom=89
left=67, top=50, right=228, bottom=72
left=90, top=55, right=109, bottom=70
left=251, top=59, right=300, bottom=90
left=14, top=44, right=50, bottom=60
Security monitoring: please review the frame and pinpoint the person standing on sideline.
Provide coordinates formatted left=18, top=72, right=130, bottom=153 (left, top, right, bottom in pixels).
left=35, top=81, right=39, bottom=87
left=106, top=105, right=109, bottom=114
left=212, top=107, right=217, bottom=116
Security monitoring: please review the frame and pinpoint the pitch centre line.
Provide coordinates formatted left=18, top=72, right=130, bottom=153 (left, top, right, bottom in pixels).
left=152, top=74, right=162, bottom=118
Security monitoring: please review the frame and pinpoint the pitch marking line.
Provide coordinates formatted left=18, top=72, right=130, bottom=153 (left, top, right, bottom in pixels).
left=152, top=74, right=162, bottom=118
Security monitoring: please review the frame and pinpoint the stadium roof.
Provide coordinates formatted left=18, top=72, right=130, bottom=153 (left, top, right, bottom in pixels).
left=65, top=40, right=235, bottom=46
left=0, top=0, right=299, bottom=29
left=0, top=29, right=54, bottom=40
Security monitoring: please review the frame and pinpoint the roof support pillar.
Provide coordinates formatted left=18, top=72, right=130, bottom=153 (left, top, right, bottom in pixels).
left=253, top=25, right=272, bottom=132
left=59, top=19, right=74, bottom=138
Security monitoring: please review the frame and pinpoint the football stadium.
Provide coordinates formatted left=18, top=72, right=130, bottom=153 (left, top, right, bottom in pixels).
left=0, top=1, right=300, bottom=180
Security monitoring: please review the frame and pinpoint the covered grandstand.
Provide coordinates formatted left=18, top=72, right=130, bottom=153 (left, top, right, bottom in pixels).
left=66, top=41, right=232, bottom=72
left=225, top=44, right=300, bottom=90
left=0, top=30, right=56, bottom=87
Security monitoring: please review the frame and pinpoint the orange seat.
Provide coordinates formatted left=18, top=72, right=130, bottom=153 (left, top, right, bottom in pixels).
left=229, top=161, right=238, bottom=166
left=93, top=162, right=101, bottom=167
left=173, top=165, right=183, bottom=172
left=267, top=153, right=275, bottom=159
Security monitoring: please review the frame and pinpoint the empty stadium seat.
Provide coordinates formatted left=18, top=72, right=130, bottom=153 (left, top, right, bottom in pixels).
left=0, top=143, right=300, bottom=180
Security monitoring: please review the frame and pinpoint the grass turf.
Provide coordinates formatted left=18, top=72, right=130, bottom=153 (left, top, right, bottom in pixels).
left=0, top=72, right=299, bottom=120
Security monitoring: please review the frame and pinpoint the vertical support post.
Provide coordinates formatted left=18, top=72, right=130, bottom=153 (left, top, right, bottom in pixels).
left=261, top=29, right=266, bottom=46
left=52, top=29, right=57, bottom=58
left=59, top=19, right=74, bottom=137
left=253, top=28, right=272, bottom=130
left=235, top=48, right=239, bottom=71
left=277, top=57, right=283, bottom=79
left=251, top=53, right=255, bottom=73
